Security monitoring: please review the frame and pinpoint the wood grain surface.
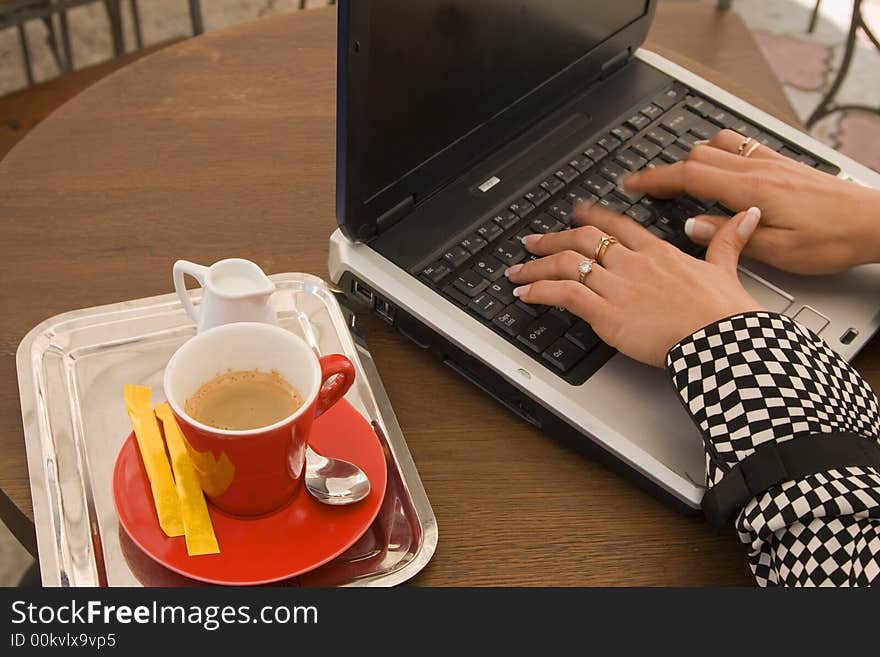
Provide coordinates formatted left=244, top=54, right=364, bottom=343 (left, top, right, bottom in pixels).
left=3, top=3, right=876, bottom=586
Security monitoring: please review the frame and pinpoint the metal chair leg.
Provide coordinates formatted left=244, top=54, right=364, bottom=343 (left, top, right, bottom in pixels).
left=17, top=23, right=35, bottom=86
left=103, top=0, right=125, bottom=55
left=58, top=1, right=74, bottom=71
left=808, top=0, right=822, bottom=34
left=41, top=15, right=64, bottom=72
left=189, top=0, right=204, bottom=35
left=130, top=0, right=143, bottom=49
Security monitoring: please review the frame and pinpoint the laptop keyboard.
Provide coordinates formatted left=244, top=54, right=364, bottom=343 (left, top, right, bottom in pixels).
left=417, top=82, right=840, bottom=385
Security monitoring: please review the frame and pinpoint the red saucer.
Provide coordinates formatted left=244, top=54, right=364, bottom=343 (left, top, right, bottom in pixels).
left=113, top=399, right=387, bottom=585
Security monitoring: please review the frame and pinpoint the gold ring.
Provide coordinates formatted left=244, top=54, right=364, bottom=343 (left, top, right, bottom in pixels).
left=577, top=259, right=595, bottom=285
left=594, top=236, right=618, bottom=266
left=742, top=141, right=761, bottom=159
left=737, top=137, right=755, bottom=157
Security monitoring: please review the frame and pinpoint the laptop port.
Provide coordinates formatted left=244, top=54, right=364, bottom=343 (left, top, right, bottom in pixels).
left=375, top=298, right=395, bottom=324
left=352, top=279, right=375, bottom=307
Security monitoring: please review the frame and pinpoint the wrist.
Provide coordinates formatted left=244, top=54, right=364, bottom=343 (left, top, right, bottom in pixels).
left=853, top=187, right=880, bottom=266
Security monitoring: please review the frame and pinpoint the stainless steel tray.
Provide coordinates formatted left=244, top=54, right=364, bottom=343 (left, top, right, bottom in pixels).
left=16, top=273, right=437, bottom=586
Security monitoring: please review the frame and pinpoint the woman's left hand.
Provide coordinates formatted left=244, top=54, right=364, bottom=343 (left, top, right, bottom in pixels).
left=505, top=204, right=765, bottom=367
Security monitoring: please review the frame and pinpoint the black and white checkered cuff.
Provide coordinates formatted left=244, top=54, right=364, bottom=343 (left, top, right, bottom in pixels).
left=665, top=311, right=880, bottom=488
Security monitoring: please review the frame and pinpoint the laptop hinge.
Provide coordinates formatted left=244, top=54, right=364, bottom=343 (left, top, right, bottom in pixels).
left=600, top=48, right=631, bottom=79
left=375, top=194, right=415, bottom=234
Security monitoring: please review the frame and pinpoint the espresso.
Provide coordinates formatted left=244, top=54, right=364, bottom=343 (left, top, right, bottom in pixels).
left=185, top=369, right=303, bottom=431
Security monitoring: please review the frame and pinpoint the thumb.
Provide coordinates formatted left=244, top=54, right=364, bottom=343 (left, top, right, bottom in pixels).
left=703, top=206, right=761, bottom=272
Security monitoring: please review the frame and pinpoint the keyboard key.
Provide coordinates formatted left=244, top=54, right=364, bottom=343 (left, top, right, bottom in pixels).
left=816, top=161, right=840, bottom=175
left=518, top=315, right=568, bottom=354
left=543, top=337, right=587, bottom=373
left=583, top=144, right=608, bottom=162
left=631, top=138, right=662, bottom=161
left=689, top=119, right=720, bottom=141
left=565, top=320, right=599, bottom=351
left=730, top=120, right=759, bottom=138
left=597, top=134, right=621, bottom=152
left=473, top=255, right=505, bottom=281
left=492, top=210, right=519, bottom=229
left=487, top=278, right=516, bottom=304
left=493, top=305, right=531, bottom=337
left=548, top=307, right=575, bottom=327
left=554, top=166, right=580, bottom=184
left=660, top=108, right=695, bottom=136
left=626, top=203, right=654, bottom=225
left=443, top=284, right=471, bottom=306
left=515, top=300, right=545, bottom=317
left=795, top=153, right=817, bottom=167
left=476, top=221, right=504, bottom=242
left=421, top=261, right=452, bottom=284
left=566, top=187, right=598, bottom=206
left=509, top=199, right=536, bottom=218
left=442, top=245, right=470, bottom=267
left=494, top=239, right=526, bottom=266
left=460, top=234, right=488, bottom=254
left=523, top=188, right=550, bottom=207
left=599, top=161, right=628, bottom=183
left=675, top=133, right=700, bottom=152
left=640, top=103, right=664, bottom=120
left=583, top=174, right=615, bottom=197
left=598, top=195, right=630, bottom=215
left=453, top=270, right=489, bottom=298
left=652, top=86, right=686, bottom=110
left=568, top=155, right=593, bottom=173
left=625, top=114, right=651, bottom=131
left=615, top=149, right=648, bottom=172
left=654, top=215, right=680, bottom=237
left=660, top=144, right=689, bottom=163
left=645, top=126, right=676, bottom=147
left=611, top=125, right=635, bottom=142
left=468, top=292, right=503, bottom=320
left=706, top=108, right=737, bottom=129
left=540, top=176, right=565, bottom=194
left=615, top=185, right=644, bottom=205
left=530, top=214, right=564, bottom=234
left=756, top=133, right=783, bottom=151
left=645, top=157, right=665, bottom=169
left=548, top=201, right=574, bottom=224
left=647, top=225, right=668, bottom=240
left=684, top=96, right=714, bottom=117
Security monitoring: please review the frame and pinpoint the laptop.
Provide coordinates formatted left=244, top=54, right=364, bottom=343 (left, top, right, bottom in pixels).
left=328, top=0, right=880, bottom=511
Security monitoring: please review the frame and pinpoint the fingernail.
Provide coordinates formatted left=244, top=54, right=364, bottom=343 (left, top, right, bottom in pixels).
left=505, top=264, right=523, bottom=278
left=737, top=206, right=762, bottom=239
left=694, top=139, right=709, bottom=145
left=513, top=285, right=531, bottom=298
left=521, top=234, right=541, bottom=246
left=684, top=217, right=717, bottom=241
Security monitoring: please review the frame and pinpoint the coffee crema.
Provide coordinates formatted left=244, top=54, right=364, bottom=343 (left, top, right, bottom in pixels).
left=185, top=369, right=303, bottom=431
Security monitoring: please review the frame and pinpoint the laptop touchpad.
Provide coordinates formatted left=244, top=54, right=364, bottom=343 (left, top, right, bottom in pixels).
left=737, top=268, right=793, bottom=313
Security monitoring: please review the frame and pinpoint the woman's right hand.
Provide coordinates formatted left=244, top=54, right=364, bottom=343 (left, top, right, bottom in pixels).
left=623, top=129, right=880, bottom=275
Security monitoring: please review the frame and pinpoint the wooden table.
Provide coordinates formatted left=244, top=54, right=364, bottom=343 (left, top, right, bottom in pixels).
left=4, top=3, right=876, bottom=586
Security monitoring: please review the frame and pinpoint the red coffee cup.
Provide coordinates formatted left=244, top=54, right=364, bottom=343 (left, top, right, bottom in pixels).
left=163, top=322, right=355, bottom=516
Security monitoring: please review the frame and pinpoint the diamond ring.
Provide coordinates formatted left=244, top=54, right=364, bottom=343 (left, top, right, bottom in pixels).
left=577, top=259, right=595, bottom=285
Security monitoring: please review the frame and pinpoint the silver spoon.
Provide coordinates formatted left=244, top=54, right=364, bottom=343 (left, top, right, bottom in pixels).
left=305, top=448, right=371, bottom=505
left=294, top=307, right=371, bottom=505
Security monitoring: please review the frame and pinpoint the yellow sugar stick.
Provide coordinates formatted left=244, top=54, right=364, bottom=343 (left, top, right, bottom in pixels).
left=123, top=385, right=184, bottom=538
left=155, top=402, right=220, bottom=556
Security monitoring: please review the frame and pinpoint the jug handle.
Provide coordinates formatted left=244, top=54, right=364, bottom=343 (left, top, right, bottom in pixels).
left=173, top=260, right=209, bottom=325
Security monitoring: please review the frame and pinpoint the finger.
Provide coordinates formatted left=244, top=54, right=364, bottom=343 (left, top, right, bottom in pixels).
left=505, top=250, right=616, bottom=296
left=688, top=143, right=758, bottom=172
left=708, top=129, right=785, bottom=161
left=573, top=202, right=657, bottom=251
left=705, top=206, right=762, bottom=273
left=683, top=214, right=727, bottom=245
left=521, top=226, right=633, bottom=268
left=512, top=279, right=607, bottom=324
left=622, top=160, right=752, bottom=209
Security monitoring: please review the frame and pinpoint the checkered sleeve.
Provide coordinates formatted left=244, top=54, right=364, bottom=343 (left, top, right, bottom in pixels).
left=666, top=311, right=880, bottom=586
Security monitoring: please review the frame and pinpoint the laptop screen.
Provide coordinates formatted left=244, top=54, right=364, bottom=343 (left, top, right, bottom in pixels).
left=360, top=0, right=650, bottom=202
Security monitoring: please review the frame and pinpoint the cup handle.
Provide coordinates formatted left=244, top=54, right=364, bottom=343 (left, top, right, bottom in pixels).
left=173, top=260, right=209, bottom=325
left=315, top=355, right=355, bottom=417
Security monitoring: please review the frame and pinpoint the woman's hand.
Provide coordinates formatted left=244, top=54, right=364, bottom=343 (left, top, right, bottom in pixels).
left=505, top=204, right=764, bottom=368
left=623, top=129, right=880, bottom=275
